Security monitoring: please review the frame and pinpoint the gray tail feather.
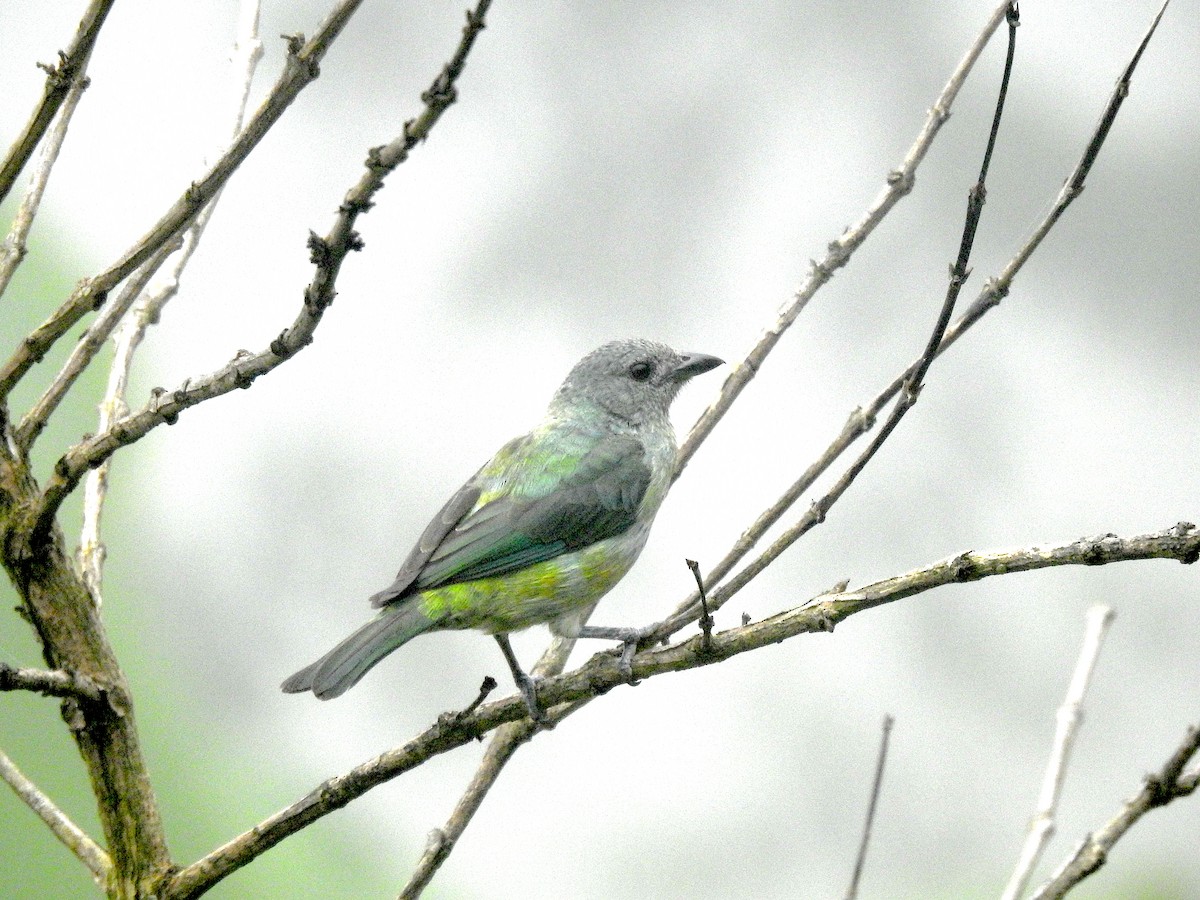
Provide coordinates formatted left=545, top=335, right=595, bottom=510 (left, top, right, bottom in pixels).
left=281, top=600, right=437, bottom=699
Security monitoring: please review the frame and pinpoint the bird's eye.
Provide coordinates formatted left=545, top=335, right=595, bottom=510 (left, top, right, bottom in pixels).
left=628, top=361, right=654, bottom=382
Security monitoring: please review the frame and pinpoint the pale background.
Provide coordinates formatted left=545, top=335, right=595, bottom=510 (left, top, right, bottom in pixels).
left=1, top=2, right=1197, bottom=898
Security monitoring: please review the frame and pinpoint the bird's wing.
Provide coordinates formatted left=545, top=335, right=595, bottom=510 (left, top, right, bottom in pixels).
left=370, top=432, right=651, bottom=606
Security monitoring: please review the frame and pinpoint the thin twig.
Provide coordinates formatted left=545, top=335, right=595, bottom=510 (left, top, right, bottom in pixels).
left=75, top=0, right=265, bottom=603
left=398, top=719, right=538, bottom=900
left=398, top=632, right=575, bottom=900
left=661, top=2, right=1021, bottom=619
left=845, top=714, right=895, bottom=900
left=0, top=746, right=111, bottom=882
left=1030, top=721, right=1200, bottom=900
left=0, top=0, right=114, bottom=205
left=0, top=661, right=104, bottom=701
left=686, top=558, right=713, bottom=650
left=655, top=0, right=1165, bottom=643
left=30, top=0, right=491, bottom=541
left=167, top=524, right=1199, bottom=898
left=674, top=0, right=1016, bottom=476
left=0, top=0, right=365, bottom=404
left=0, top=55, right=92, bottom=299
left=1002, top=604, right=1115, bottom=900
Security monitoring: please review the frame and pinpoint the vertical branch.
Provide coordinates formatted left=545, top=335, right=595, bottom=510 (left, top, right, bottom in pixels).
left=844, top=714, right=895, bottom=900
left=78, top=0, right=265, bottom=603
left=1002, top=605, right=1115, bottom=900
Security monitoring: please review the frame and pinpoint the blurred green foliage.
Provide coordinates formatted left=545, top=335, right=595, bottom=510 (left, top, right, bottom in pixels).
left=0, top=206, right=396, bottom=898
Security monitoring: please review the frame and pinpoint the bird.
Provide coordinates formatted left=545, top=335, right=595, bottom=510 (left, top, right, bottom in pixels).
left=281, top=338, right=723, bottom=717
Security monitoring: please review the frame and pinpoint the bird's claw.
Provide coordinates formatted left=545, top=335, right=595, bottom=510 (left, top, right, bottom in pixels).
left=618, top=626, right=655, bottom=685
left=514, top=671, right=548, bottom=724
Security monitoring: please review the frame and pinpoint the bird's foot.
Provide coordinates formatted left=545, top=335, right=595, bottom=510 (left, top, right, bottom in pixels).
left=493, top=633, right=548, bottom=724
left=513, top=671, right=548, bottom=724
left=576, top=624, right=653, bottom=685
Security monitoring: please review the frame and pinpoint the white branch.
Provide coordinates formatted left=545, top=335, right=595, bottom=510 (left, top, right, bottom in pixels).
left=0, top=746, right=111, bottom=882
left=79, top=0, right=264, bottom=603
left=1001, top=604, right=1115, bottom=900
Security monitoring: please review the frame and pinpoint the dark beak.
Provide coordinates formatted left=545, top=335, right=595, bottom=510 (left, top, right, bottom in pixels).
left=670, top=352, right=724, bottom=382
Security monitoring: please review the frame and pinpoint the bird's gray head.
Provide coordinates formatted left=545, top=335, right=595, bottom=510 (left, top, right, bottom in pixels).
left=550, top=339, right=723, bottom=427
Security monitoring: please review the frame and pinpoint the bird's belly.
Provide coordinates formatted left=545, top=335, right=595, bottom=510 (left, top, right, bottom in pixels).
left=417, top=531, right=646, bottom=634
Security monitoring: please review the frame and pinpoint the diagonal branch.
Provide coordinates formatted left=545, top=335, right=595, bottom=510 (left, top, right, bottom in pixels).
left=658, top=0, right=1168, bottom=642
left=29, top=0, right=493, bottom=541
left=0, top=46, right=92, bottom=300
left=396, top=637, right=574, bottom=899
left=0, top=746, right=111, bottom=882
left=674, top=0, right=1016, bottom=475
left=166, top=523, right=1199, bottom=899
left=1030, top=720, right=1200, bottom=900
left=0, top=0, right=114, bottom=206
left=0, top=0, right=365, bottom=404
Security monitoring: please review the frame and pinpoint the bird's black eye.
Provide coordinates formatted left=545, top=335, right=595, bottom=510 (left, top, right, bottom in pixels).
left=628, top=361, right=654, bottom=382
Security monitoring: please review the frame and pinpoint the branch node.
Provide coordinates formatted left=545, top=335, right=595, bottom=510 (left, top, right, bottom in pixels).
left=281, top=32, right=305, bottom=56
left=306, top=231, right=331, bottom=266
left=270, top=332, right=292, bottom=359
left=950, top=552, right=979, bottom=582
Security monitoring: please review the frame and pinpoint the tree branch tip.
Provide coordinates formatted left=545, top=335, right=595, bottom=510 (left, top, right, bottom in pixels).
left=282, top=32, right=305, bottom=55
left=364, top=144, right=386, bottom=169
left=306, top=231, right=331, bottom=265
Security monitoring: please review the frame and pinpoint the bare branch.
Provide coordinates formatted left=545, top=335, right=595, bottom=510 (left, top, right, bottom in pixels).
left=77, top=0, right=266, bottom=603
left=30, top=0, right=492, bottom=540
left=1030, top=721, right=1200, bottom=900
left=0, top=746, right=111, bottom=882
left=659, top=0, right=1168, bottom=642
left=16, top=243, right=168, bottom=452
left=674, top=0, right=1015, bottom=475
left=0, top=661, right=104, bottom=702
left=0, top=56, right=91, bottom=299
left=844, top=714, right=895, bottom=900
left=168, top=524, right=1198, bottom=898
left=397, top=718, right=537, bottom=900
left=0, top=0, right=114, bottom=205
left=0, top=0, right=365, bottom=403
left=1002, top=605, right=1115, bottom=900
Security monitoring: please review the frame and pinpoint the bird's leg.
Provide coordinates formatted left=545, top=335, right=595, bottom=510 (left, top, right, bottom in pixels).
left=493, top=634, right=546, bottom=722
left=574, top=625, right=651, bottom=684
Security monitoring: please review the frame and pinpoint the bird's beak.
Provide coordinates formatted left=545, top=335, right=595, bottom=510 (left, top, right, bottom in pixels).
left=670, top=352, right=724, bottom=382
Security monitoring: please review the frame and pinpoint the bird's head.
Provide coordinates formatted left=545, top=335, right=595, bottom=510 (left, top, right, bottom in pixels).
left=550, top=339, right=723, bottom=427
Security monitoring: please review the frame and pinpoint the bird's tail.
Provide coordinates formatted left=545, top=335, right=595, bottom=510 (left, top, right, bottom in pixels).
left=280, top=600, right=438, bottom=699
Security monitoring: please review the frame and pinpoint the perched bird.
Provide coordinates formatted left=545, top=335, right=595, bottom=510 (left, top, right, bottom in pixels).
left=281, top=339, right=723, bottom=716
